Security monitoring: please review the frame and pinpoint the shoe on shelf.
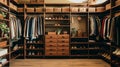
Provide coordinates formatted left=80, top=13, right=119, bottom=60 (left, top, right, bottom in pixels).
left=116, top=50, right=120, bottom=55
left=113, top=49, right=119, bottom=54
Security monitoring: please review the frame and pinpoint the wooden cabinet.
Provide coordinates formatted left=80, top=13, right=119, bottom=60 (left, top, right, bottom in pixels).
left=45, top=35, right=69, bottom=56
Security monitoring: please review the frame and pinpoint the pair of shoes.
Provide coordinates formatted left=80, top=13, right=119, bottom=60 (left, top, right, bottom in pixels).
left=71, top=46, right=77, bottom=49
left=102, top=53, right=111, bottom=60
left=113, top=49, right=120, bottom=55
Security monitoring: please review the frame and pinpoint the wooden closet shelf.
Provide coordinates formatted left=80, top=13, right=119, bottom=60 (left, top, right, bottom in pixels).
left=26, top=48, right=44, bottom=50
left=71, top=48, right=100, bottom=50
left=45, top=12, right=69, bottom=14
left=45, top=19, right=70, bottom=21
left=45, top=25, right=70, bottom=28
left=27, top=43, right=44, bottom=44
left=71, top=48, right=89, bottom=50
left=0, top=9, right=9, bottom=13
left=10, top=48, right=20, bottom=54
left=70, top=55, right=89, bottom=57
left=0, top=53, right=9, bottom=58
left=70, top=42, right=88, bottom=44
left=2, top=61, right=9, bottom=66
left=71, top=37, right=88, bottom=39
left=0, top=2, right=9, bottom=8
left=0, top=18, right=10, bottom=21
left=10, top=54, right=20, bottom=61
left=26, top=55, right=43, bottom=57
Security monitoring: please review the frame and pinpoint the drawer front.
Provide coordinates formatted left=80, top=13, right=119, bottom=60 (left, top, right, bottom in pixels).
left=58, top=35, right=69, bottom=39
left=45, top=39, right=57, bottom=43
left=45, top=52, right=57, bottom=56
left=45, top=47, right=57, bottom=51
left=58, top=39, right=69, bottom=43
left=46, top=43, right=57, bottom=47
left=45, top=35, right=57, bottom=39
left=57, top=43, right=69, bottom=47
left=57, top=52, right=69, bottom=56
left=57, top=47, right=69, bottom=52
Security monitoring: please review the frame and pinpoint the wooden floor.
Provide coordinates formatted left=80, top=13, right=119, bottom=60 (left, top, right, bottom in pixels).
left=10, top=59, right=111, bottom=67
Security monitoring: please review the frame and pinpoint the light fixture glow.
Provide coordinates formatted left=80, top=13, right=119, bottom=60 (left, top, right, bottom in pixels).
left=68, top=0, right=87, bottom=3
left=68, top=0, right=107, bottom=5
left=90, top=0, right=107, bottom=5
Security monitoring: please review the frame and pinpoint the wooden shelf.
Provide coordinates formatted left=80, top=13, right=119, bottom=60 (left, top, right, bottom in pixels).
left=45, top=25, right=70, bottom=28
left=0, top=8, right=9, bottom=13
left=26, top=12, right=44, bottom=14
left=26, top=55, right=43, bottom=57
left=26, top=48, right=44, bottom=50
left=71, top=48, right=89, bottom=50
left=2, top=61, right=9, bottom=66
left=70, top=55, right=89, bottom=57
left=10, top=48, right=20, bottom=54
left=0, top=53, right=9, bottom=58
left=45, top=12, right=70, bottom=14
left=0, top=18, right=10, bottom=21
left=71, top=37, right=88, bottom=39
left=0, top=2, right=9, bottom=8
left=10, top=54, right=20, bottom=61
left=27, top=42, right=44, bottom=44
left=0, top=45, right=10, bottom=48
left=70, top=42, right=88, bottom=44
left=89, top=48, right=100, bottom=50
left=71, top=48, right=100, bottom=50
left=45, top=19, right=70, bottom=21
left=0, top=37, right=9, bottom=41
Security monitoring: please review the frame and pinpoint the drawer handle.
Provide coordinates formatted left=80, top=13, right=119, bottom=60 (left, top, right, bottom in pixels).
left=62, top=41, right=65, bottom=42
left=50, top=53, right=53, bottom=55
left=50, top=45, right=53, bottom=46
left=50, top=49, right=53, bottom=51
left=62, top=36, right=65, bottom=38
left=50, top=41, right=53, bottom=42
left=62, top=45, right=65, bottom=46
left=50, top=36, right=52, bottom=38
left=62, top=49, right=65, bottom=51
left=62, top=53, right=65, bottom=55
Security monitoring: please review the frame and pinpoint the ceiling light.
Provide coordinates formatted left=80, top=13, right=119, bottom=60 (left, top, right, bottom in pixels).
left=68, top=0, right=87, bottom=3
left=89, top=0, right=107, bottom=5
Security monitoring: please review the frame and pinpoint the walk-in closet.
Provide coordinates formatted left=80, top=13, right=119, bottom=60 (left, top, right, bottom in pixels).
left=0, top=0, right=120, bottom=67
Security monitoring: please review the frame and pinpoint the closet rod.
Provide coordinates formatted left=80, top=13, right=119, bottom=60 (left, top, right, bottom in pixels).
left=27, top=15, right=44, bottom=17
left=71, top=15, right=87, bottom=17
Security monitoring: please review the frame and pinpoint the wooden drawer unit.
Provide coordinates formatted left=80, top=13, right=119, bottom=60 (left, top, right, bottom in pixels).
left=57, top=43, right=69, bottom=47
left=57, top=47, right=69, bottom=52
left=57, top=39, right=69, bottom=43
left=58, top=35, right=69, bottom=39
left=57, top=52, right=69, bottom=56
left=45, top=52, right=57, bottom=56
left=46, top=47, right=57, bottom=52
left=46, top=43, right=57, bottom=47
left=45, top=35, right=57, bottom=39
left=45, top=39, right=57, bottom=43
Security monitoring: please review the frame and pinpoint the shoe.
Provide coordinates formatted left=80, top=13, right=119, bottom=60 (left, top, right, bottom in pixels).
left=113, top=49, right=119, bottom=54
left=116, top=50, right=120, bottom=55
